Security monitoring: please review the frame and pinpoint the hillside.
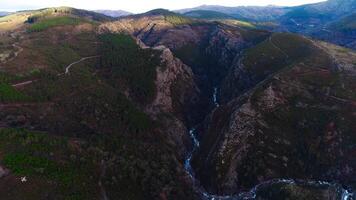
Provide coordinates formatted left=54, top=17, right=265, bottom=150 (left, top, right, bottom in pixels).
left=177, top=0, right=356, bottom=49
left=312, top=13, right=356, bottom=49
left=276, top=0, right=356, bottom=48
left=193, top=32, right=356, bottom=196
left=0, top=5, right=355, bottom=200
left=0, top=7, right=112, bottom=32
left=177, top=5, right=290, bottom=21
left=0, top=8, right=201, bottom=200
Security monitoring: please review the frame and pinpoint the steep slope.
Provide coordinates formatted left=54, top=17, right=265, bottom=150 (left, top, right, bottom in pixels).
left=99, top=10, right=269, bottom=124
left=193, top=33, right=356, bottom=196
left=0, top=10, right=201, bottom=199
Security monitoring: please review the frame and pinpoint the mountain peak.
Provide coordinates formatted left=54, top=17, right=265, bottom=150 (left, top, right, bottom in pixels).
left=145, top=8, right=175, bottom=16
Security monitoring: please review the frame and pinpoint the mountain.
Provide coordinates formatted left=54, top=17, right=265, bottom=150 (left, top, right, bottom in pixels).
left=279, top=0, right=356, bottom=29
left=309, top=12, right=356, bottom=49
left=0, top=11, right=10, bottom=16
left=0, top=7, right=113, bottom=32
left=177, top=5, right=291, bottom=21
left=275, top=0, right=356, bottom=48
left=183, top=10, right=236, bottom=20
left=94, top=9, right=132, bottom=17
left=0, top=6, right=355, bottom=200
left=177, top=0, right=356, bottom=49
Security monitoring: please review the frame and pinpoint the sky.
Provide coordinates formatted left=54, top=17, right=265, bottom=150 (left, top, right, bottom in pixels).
left=1, top=0, right=326, bottom=13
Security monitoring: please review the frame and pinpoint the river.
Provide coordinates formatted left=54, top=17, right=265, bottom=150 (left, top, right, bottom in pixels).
left=184, top=87, right=354, bottom=200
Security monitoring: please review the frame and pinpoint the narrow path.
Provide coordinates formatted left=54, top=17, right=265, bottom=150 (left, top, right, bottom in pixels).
left=65, top=55, right=100, bottom=75
left=10, top=55, right=100, bottom=88
left=12, top=80, right=36, bottom=88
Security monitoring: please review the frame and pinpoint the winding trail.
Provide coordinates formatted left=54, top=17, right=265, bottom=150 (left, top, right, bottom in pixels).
left=65, top=55, right=100, bottom=75
left=12, top=80, right=36, bottom=88
left=10, top=55, right=100, bottom=88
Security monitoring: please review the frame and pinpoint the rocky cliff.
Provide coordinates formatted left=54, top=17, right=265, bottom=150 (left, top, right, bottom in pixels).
left=193, top=33, right=356, bottom=194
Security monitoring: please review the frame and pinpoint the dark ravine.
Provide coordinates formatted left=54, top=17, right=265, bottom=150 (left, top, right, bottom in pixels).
left=184, top=87, right=355, bottom=199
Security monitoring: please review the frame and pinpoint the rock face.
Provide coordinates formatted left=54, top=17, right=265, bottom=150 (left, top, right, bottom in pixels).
left=145, top=45, right=201, bottom=158
left=193, top=33, right=356, bottom=194
left=145, top=46, right=198, bottom=118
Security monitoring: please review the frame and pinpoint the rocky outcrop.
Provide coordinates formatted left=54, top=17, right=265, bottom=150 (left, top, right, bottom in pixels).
left=143, top=45, right=201, bottom=158
left=145, top=45, right=199, bottom=117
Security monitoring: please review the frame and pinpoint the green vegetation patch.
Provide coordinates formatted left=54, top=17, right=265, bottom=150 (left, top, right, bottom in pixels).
left=164, top=14, right=194, bottom=25
left=28, top=16, right=84, bottom=32
left=0, top=83, right=31, bottom=102
left=221, top=19, right=256, bottom=28
left=0, top=72, right=23, bottom=84
left=99, top=33, right=161, bottom=104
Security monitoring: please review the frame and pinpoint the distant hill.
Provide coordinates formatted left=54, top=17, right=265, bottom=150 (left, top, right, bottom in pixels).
left=177, top=5, right=290, bottom=21
left=0, top=11, right=10, bottom=16
left=0, top=7, right=113, bottom=32
left=277, top=0, right=356, bottom=49
left=183, top=10, right=236, bottom=20
left=94, top=10, right=132, bottom=17
left=30, top=7, right=114, bottom=22
left=328, top=12, right=356, bottom=31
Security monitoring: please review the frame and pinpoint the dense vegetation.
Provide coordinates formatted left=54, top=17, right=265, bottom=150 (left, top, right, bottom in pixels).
left=99, top=33, right=161, bottom=104
left=28, top=16, right=84, bottom=32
